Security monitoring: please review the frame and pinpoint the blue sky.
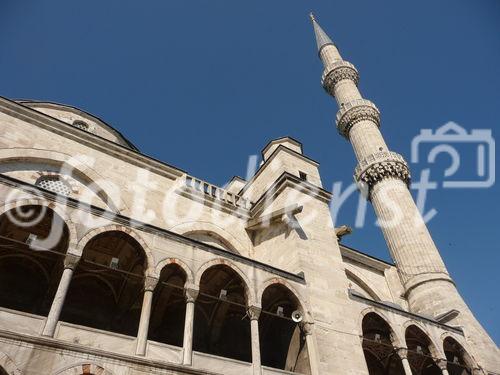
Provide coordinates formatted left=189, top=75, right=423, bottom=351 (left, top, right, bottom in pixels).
left=1, top=1, right=499, bottom=344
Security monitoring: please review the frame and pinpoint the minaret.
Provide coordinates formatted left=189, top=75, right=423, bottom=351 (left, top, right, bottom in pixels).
left=310, top=14, right=500, bottom=372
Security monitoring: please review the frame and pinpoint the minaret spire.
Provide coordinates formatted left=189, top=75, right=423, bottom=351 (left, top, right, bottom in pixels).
left=310, top=13, right=335, bottom=54
left=311, top=14, right=500, bottom=372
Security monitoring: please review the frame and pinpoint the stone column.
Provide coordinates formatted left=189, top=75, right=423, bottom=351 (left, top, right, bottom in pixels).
left=182, top=287, right=199, bottom=365
left=396, top=348, right=413, bottom=375
left=302, top=322, right=320, bottom=375
left=42, top=253, right=80, bottom=337
left=135, top=276, right=159, bottom=356
left=437, top=358, right=450, bottom=375
left=248, top=306, right=262, bottom=375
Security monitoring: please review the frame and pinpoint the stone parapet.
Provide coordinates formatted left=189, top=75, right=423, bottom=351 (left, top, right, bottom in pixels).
left=336, top=99, right=380, bottom=138
left=321, top=60, right=359, bottom=96
left=354, top=151, right=411, bottom=192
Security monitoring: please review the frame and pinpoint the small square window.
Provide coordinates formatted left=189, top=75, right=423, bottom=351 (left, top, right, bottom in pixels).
left=299, top=171, right=307, bottom=181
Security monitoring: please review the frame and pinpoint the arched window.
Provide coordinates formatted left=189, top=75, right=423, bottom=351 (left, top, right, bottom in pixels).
left=193, top=265, right=251, bottom=362
left=35, top=175, right=72, bottom=196
left=0, top=205, right=69, bottom=316
left=443, top=337, right=473, bottom=375
left=405, top=325, right=441, bottom=375
left=362, top=313, right=405, bottom=375
left=72, top=120, right=90, bottom=131
left=148, top=263, right=187, bottom=347
left=259, top=284, right=310, bottom=373
left=60, top=231, right=146, bottom=336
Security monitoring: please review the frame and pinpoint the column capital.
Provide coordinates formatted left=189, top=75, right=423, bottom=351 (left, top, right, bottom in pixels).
left=185, top=287, right=199, bottom=303
left=144, top=276, right=159, bottom=292
left=301, top=321, right=314, bottom=336
left=63, top=254, right=80, bottom=270
left=247, top=305, right=261, bottom=321
left=396, top=347, right=409, bottom=360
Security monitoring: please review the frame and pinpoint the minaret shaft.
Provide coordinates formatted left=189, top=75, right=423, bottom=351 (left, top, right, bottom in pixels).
left=312, top=16, right=500, bottom=372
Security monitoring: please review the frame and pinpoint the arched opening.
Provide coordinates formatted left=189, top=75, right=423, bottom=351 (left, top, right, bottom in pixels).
left=405, top=325, right=441, bottom=375
left=0, top=366, right=7, bottom=375
left=362, top=313, right=405, bottom=375
left=443, top=337, right=473, bottom=375
left=148, top=263, right=187, bottom=347
left=0, top=205, right=69, bottom=316
left=60, top=231, right=146, bottom=336
left=193, top=265, right=251, bottom=362
left=259, top=284, right=310, bottom=373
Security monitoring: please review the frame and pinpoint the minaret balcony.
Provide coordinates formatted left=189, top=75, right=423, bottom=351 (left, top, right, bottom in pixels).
left=354, top=151, right=411, bottom=192
left=336, top=99, right=380, bottom=138
left=322, top=60, right=359, bottom=95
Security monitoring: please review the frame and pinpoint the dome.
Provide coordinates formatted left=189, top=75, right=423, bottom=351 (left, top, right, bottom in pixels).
left=17, top=100, right=138, bottom=151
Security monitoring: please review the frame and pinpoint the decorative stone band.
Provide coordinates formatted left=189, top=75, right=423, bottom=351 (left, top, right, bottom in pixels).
left=354, top=151, right=411, bottom=194
left=321, top=60, right=359, bottom=95
left=336, top=99, right=380, bottom=139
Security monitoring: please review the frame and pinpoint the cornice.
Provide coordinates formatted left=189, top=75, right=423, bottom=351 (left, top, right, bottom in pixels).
left=250, top=171, right=331, bottom=217
left=339, top=244, right=394, bottom=273
left=0, top=96, right=184, bottom=181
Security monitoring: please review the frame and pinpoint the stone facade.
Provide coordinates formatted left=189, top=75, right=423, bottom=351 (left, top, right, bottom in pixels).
left=0, top=14, right=497, bottom=375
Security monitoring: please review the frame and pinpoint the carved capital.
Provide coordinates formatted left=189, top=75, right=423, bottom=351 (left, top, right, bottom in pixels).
left=185, top=287, right=199, bottom=303
left=336, top=99, right=380, bottom=139
left=396, top=347, right=408, bottom=360
left=354, top=151, right=411, bottom=195
left=247, top=306, right=262, bottom=321
left=301, top=321, right=314, bottom=336
left=322, top=61, right=359, bottom=96
left=64, top=254, right=80, bottom=270
left=144, top=276, right=159, bottom=292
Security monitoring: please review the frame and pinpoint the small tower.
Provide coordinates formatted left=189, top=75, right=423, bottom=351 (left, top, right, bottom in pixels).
left=310, top=14, right=500, bottom=372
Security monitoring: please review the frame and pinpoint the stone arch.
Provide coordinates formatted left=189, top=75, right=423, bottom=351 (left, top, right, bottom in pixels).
left=345, top=267, right=384, bottom=301
left=0, top=198, right=77, bottom=250
left=258, top=280, right=312, bottom=372
left=76, top=225, right=154, bottom=275
left=0, top=148, right=125, bottom=213
left=402, top=320, right=441, bottom=358
left=257, top=277, right=309, bottom=316
left=54, top=362, right=114, bottom=375
left=441, top=334, right=477, bottom=372
left=155, top=257, right=194, bottom=284
left=0, top=352, right=22, bottom=375
left=361, top=310, right=406, bottom=375
left=195, top=258, right=255, bottom=305
left=359, top=308, right=403, bottom=347
left=169, top=221, right=251, bottom=256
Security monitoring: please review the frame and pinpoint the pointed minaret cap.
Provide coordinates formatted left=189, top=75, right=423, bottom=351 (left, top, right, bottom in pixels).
left=310, top=13, right=335, bottom=54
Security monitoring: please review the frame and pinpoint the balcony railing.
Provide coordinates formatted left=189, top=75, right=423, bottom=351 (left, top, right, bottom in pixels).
left=184, top=176, right=252, bottom=210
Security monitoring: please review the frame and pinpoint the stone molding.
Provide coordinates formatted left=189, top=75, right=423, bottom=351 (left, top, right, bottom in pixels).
left=301, top=321, right=314, bottom=336
left=354, top=151, right=411, bottom=193
left=336, top=99, right=380, bottom=138
left=322, top=60, right=359, bottom=96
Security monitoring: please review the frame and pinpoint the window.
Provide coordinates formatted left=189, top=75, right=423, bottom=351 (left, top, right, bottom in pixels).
left=35, top=176, right=72, bottom=196
left=299, top=171, right=307, bottom=181
left=72, top=120, right=90, bottom=131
